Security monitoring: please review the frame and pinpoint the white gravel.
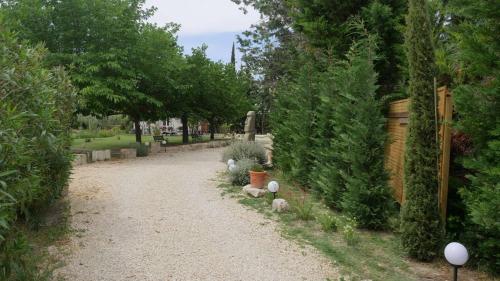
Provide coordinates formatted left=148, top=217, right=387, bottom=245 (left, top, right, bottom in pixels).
left=57, top=148, right=338, bottom=281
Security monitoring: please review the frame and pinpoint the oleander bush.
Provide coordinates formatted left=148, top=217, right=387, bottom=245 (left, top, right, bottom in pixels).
left=222, top=141, right=267, bottom=164
left=228, top=158, right=256, bottom=186
left=0, top=25, right=76, bottom=279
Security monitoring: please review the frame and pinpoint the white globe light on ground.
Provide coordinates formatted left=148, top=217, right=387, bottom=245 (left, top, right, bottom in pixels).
left=228, top=164, right=236, bottom=172
left=444, top=242, right=469, bottom=266
left=267, top=181, right=279, bottom=193
left=227, top=159, right=235, bottom=166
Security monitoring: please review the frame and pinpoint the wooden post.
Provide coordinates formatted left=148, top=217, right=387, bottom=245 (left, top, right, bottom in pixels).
left=437, top=87, right=453, bottom=221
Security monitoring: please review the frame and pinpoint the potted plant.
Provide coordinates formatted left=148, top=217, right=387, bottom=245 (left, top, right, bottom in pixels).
left=249, top=163, right=267, bottom=189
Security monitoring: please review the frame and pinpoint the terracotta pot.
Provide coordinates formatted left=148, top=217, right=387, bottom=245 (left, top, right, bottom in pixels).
left=249, top=170, right=267, bottom=189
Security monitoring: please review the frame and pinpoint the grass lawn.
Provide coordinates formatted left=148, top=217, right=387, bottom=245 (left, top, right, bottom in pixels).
left=216, top=171, right=493, bottom=281
left=72, top=134, right=214, bottom=151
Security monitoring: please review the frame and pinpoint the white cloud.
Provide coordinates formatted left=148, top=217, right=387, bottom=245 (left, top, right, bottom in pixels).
left=145, top=0, right=260, bottom=35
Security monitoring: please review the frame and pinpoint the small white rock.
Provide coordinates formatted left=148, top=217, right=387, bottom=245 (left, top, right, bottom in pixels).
left=243, top=185, right=267, bottom=198
left=272, top=199, right=289, bottom=212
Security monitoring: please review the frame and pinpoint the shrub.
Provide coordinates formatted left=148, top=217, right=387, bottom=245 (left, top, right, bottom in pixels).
left=134, top=143, right=149, bottom=157
left=222, top=141, right=267, bottom=164
left=229, top=159, right=256, bottom=186
left=0, top=26, right=76, bottom=278
left=317, top=214, right=338, bottom=232
left=73, top=128, right=123, bottom=139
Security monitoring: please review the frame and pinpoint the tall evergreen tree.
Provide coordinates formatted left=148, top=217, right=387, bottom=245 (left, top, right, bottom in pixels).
left=400, top=0, right=442, bottom=261
left=231, top=42, right=236, bottom=67
left=338, top=34, right=394, bottom=229
left=271, top=61, right=319, bottom=185
left=289, top=0, right=407, bottom=95
left=449, top=0, right=500, bottom=273
left=308, top=70, right=344, bottom=208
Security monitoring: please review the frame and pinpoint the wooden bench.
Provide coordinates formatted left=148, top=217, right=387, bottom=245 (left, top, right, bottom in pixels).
left=153, top=135, right=168, bottom=146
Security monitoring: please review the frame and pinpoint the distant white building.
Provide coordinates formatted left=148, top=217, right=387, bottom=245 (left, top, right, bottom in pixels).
left=132, top=118, right=209, bottom=135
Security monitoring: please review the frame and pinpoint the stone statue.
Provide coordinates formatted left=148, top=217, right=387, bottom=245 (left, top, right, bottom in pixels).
left=244, top=111, right=256, bottom=141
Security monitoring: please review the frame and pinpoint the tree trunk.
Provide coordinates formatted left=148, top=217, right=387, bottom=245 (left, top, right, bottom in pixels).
left=209, top=119, right=216, bottom=141
left=134, top=118, right=142, bottom=143
left=181, top=114, right=189, bottom=144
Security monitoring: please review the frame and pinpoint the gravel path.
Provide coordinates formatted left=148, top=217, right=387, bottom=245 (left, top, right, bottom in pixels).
left=58, top=148, right=337, bottom=281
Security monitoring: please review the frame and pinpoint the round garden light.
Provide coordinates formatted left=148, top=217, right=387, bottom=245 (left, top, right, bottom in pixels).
left=227, top=159, right=235, bottom=167
left=228, top=164, right=237, bottom=172
left=444, top=242, right=469, bottom=281
left=267, top=181, right=279, bottom=199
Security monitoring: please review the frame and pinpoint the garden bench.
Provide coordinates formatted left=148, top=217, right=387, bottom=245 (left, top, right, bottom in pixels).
left=153, top=135, right=168, bottom=146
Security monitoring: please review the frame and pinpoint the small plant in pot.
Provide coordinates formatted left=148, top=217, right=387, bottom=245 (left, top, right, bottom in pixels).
left=249, top=163, right=267, bottom=189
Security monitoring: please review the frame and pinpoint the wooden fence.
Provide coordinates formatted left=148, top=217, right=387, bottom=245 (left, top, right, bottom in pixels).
left=385, top=86, right=453, bottom=219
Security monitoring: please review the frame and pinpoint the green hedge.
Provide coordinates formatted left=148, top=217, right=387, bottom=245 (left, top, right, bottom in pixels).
left=0, top=25, right=76, bottom=278
left=271, top=32, right=394, bottom=229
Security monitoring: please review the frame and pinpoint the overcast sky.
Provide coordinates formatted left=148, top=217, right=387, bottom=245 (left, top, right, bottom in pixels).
left=144, top=0, right=260, bottom=64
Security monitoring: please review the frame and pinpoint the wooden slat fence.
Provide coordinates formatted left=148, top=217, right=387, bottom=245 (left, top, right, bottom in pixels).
left=384, top=86, right=453, bottom=219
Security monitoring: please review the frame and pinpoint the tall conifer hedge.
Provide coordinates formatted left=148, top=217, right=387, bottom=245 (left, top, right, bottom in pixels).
left=338, top=35, right=394, bottom=229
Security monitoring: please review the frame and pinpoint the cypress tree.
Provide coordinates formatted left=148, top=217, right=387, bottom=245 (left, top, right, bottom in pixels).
left=272, top=62, right=319, bottom=185
left=339, top=36, right=394, bottom=229
left=309, top=71, right=346, bottom=209
left=449, top=0, right=500, bottom=273
left=231, top=42, right=236, bottom=67
left=400, top=0, right=442, bottom=260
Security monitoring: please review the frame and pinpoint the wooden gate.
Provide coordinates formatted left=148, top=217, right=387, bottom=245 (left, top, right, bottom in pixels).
left=385, top=87, right=453, bottom=219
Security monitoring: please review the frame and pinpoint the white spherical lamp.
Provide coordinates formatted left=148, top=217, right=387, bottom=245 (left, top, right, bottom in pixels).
left=267, top=181, right=279, bottom=198
left=228, top=164, right=237, bottom=172
left=267, top=181, right=279, bottom=193
left=444, top=242, right=469, bottom=281
left=227, top=159, right=235, bottom=166
left=444, top=242, right=469, bottom=266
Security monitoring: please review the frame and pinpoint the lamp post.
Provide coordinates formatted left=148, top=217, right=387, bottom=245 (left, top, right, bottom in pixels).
left=267, top=181, right=279, bottom=199
left=444, top=242, right=469, bottom=281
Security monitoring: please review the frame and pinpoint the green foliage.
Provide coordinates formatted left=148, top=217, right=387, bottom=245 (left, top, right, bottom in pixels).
left=73, top=128, right=124, bottom=139
left=308, top=67, right=346, bottom=209
left=342, top=218, right=360, bottom=246
left=288, top=0, right=406, bottom=95
left=316, top=214, right=338, bottom=232
left=337, top=35, right=395, bottom=230
left=1, top=0, right=184, bottom=143
left=250, top=163, right=264, bottom=172
left=271, top=62, right=319, bottom=186
left=447, top=0, right=500, bottom=274
left=400, top=0, right=442, bottom=261
left=133, top=143, right=149, bottom=157
left=222, top=141, right=267, bottom=164
left=229, top=159, right=256, bottom=186
left=0, top=24, right=75, bottom=279
left=290, top=196, right=314, bottom=221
